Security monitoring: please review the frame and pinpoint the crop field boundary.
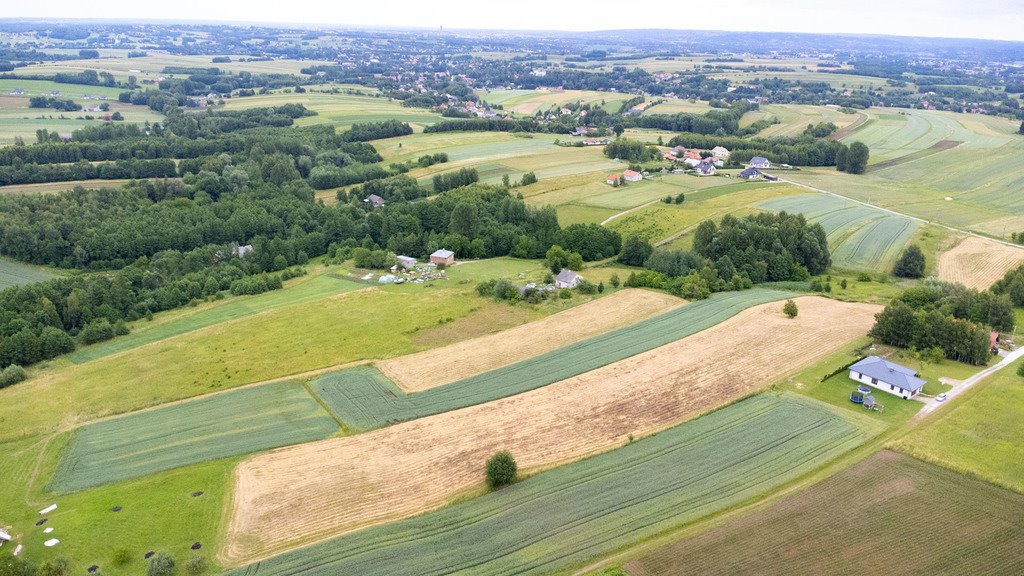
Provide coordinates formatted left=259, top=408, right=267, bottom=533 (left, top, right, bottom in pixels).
left=865, top=139, right=963, bottom=173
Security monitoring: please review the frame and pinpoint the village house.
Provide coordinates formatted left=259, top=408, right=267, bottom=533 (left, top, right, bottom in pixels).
left=848, top=356, right=925, bottom=400
left=683, top=149, right=703, bottom=166
left=738, top=167, right=762, bottom=180
left=695, top=159, right=717, bottom=176
left=670, top=145, right=687, bottom=156
left=430, top=249, right=455, bottom=266
left=583, top=137, right=611, bottom=146
left=606, top=174, right=620, bottom=185
left=364, top=194, right=386, bottom=208
left=711, top=146, right=730, bottom=159
left=232, top=244, right=254, bottom=258
left=396, top=255, right=417, bottom=270
left=748, top=156, right=772, bottom=169
left=662, top=152, right=678, bottom=162
left=554, top=268, right=583, bottom=289
left=623, top=170, right=643, bottom=182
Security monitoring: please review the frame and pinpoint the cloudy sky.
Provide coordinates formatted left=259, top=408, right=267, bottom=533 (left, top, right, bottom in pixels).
left=6, top=0, right=1024, bottom=42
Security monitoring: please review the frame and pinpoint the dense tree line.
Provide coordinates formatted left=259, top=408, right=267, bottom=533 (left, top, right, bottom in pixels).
left=340, top=120, right=413, bottom=142
left=0, top=158, right=177, bottom=186
left=691, top=212, right=831, bottom=280
left=603, top=138, right=660, bottom=163
left=554, top=223, right=622, bottom=261
left=28, top=95, right=81, bottom=111
left=432, top=167, right=479, bottom=193
left=667, top=132, right=849, bottom=167
left=423, top=118, right=542, bottom=133
left=627, top=101, right=768, bottom=136
left=347, top=174, right=428, bottom=203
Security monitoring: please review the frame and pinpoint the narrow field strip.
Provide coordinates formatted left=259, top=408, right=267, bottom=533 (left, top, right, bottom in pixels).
left=377, top=289, right=684, bottom=392
left=226, top=394, right=881, bottom=575
left=627, top=451, right=1024, bottom=576
left=313, top=288, right=792, bottom=433
left=49, top=381, right=339, bottom=493
left=226, top=297, right=879, bottom=562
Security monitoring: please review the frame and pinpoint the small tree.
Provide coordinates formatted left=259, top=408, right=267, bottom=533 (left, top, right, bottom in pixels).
left=485, top=450, right=517, bottom=489
left=1017, top=360, right=1024, bottom=377
left=185, top=554, right=208, bottom=575
left=597, top=281, right=605, bottom=293
left=674, top=192, right=685, bottom=204
left=840, top=278, right=848, bottom=289
left=609, top=274, right=620, bottom=288
left=146, top=553, right=175, bottom=576
left=783, top=299, right=798, bottom=318
left=893, top=245, right=926, bottom=278
left=663, top=195, right=672, bottom=204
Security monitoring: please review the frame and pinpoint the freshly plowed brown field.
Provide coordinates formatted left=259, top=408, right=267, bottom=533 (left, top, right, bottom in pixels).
left=224, top=297, right=878, bottom=564
left=938, top=236, right=1024, bottom=290
left=377, top=288, right=684, bottom=392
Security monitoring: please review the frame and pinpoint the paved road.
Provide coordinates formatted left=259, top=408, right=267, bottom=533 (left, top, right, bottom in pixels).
left=917, top=346, right=1024, bottom=417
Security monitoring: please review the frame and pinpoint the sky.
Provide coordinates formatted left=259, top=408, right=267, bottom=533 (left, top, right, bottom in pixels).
left=6, top=0, right=1024, bottom=42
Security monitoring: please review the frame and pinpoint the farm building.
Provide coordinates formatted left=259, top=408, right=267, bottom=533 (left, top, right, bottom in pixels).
left=430, top=249, right=455, bottom=266
left=748, top=156, right=772, bottom=169
left=623, top=170, right=643, bottom=182
left=695, top=160, right=717, bottom=176
left=711, top=146, right=730, bottom=159
left=606, top=174, right=620, bottom=185
left=364, top=194, right=386, bottom=208
left=848, top=356, right=925, bottom=399
left=583, top=137, right=611, bottom=146
left=739, top=167, right=762, bottom=179
left=232, top=244, right=254, bottom=258
left=396, top=255, right=417, bottom=270
left=554, top=269, right=583, bottom=289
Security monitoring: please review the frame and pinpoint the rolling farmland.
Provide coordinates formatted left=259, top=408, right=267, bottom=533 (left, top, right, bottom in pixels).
left=49, top=381, right=339, bottom=493
left=626, top=451, right=1024, bottom=576
left=377, top=288, right=683, bottom=392
left=226, top=394, right=881, bottom=574
left=0, top=257, right=57, bottom=289
left=477, top=88, right=634, bottom=115
left=310, top=288, right=792, bottom=433
left=937, top=236, right=1024, bottom=290
left=758, top=194, right=920, bottom=271
left=227, top=297, right=879, bottom=560
left=220, top=91, right=442, bottom=130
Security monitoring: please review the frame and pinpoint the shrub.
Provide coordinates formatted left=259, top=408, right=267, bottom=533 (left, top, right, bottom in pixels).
left=112, top=549, right=133, bottom=566
left=559, top=288, right=572, bottom=299
left=185, top=554, right=208, bottom=575
left=79, top=319, right=115, bottom=344
left=783, top=299, right=799, bottom=318
left=893, top=245, right=926, bottom=278
left=146, top=553, right=175, bottom=576
left=577, top=279, right=597, bottom=294
left=610, top=274, right=620, bottom=288
left=485, top=450, right=517, bottom=489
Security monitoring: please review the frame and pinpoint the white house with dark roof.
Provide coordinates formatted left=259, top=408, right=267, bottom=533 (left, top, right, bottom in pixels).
left=554, top=269, right=583, bottom=289
left=695, top=159, right=717, bottom=176
left=848, top=356, right=925, bottom=399
left=747, top=156, right=772, bottom=169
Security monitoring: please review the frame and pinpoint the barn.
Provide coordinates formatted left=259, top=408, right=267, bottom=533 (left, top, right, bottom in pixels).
left=429, top=249, right=455, bottom=266
left=848, top=356, right=925, bottom=399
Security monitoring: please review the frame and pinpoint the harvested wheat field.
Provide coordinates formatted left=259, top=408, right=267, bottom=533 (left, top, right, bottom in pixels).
left=377, top=288, right=684, bottom=392
left=938, top=236, right=1024, bottom=290
left=224, top=297, right=878, bottom=564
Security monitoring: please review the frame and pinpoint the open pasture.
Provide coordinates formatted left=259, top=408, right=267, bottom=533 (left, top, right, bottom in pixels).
left=220, top=91, right=442, bottom=130
left=626, top=450, right=1024, bottom=576
left=893, top=360, right=1024, bottom=493
left=68, top=272, right=364, bottom=364
left=477, top=88, right=634, bottom=115
left=745, top=104, right=864, bottom=138
left=937, top=235, right=1024, bottom=290
left=228, top=297, right=877, bottom=560
left=308, top=288, right=792, bottom=433
left=642, top=99, right=712, bottom=115
left=758, top=193, right=920, bottom=271
left=226, top=393, right=880, bottom=572
left=13, top=53, right=334, bottom=83
left=49, top=380, right=339, bottom=493
left=0, top=257, right=58, bottom=289
left=377, top=288, right=683, bottom=392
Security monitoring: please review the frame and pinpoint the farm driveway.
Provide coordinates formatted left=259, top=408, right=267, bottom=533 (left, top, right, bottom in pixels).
left=917, top=346, right=1024, bottom=418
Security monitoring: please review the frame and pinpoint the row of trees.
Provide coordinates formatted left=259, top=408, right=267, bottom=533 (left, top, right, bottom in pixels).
left=432, top=167, right=480, bottom=193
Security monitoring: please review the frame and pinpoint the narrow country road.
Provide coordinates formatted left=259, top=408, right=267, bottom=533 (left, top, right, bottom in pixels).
left=916, top=346, right=1024, bottom=417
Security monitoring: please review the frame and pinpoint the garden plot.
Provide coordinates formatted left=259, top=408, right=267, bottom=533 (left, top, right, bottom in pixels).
left=378, top=288, right=683, bottom=392
left=225, top=394, right=881, bottom=573
left=226, top=297, right=879, bottom=561
left=49, top=381, right=339, bottom=493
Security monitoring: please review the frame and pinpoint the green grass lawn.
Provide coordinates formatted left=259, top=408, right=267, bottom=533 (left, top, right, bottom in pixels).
left=893, top=358, right=1024, bottom=493
left=0, top=257, right=58, bottom=289
left=220, top=90, right=442, bottom=130
left=227, top=393, right=881, bottom=576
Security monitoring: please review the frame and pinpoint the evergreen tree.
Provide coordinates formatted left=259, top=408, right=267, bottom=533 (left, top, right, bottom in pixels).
left=846, top=142, right=870, bottom=174
left=893, top=245, right=926, bottom=278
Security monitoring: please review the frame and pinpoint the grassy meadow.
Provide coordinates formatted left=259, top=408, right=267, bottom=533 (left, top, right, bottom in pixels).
left=220, top=90, right=442, bottom=131
left=0, top=257, right=58, bottom=289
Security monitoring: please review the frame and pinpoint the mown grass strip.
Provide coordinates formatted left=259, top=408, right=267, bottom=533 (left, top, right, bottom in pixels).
left=49, top=381, right=339, bottom=493
left=313, top=288, right=792, bottom=432
left=229, top=394, right=880, bottom=576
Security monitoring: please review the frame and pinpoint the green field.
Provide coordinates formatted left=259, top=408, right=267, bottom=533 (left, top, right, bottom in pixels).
left=744, top=104, right=864, bottom=138
left=67, top=272, right=364, bottom=364
left=893, top=360, right=1024, bottom=493
left=49, top=380, right=339, bottom=493
left=758, top=194, right=920, bottom=271
left=0, top=179, right=138, bottom=195
left=477, top=88, right=634, bottom=115
left=0, top=257, right=58, bottom=289
left=626, top=450, right=1024, bottom=576
left=313, top=288, right=790, bottom=432
left=228, top=393, right=881, bottom=576
left=13, top=53, right=334, bottom=83
left=220, top=91, right=442, bottom=130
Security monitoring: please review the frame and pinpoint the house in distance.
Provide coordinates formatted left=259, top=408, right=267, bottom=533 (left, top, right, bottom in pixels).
left=554, top=269, right=583, bottom=289
left=430, top=249, right=455, bottom=266
left=848, top=356, right=925, bottom=399
left=747, top=156, right=772, bottom=169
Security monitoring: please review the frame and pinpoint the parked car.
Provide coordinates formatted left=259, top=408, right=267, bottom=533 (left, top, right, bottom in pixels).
left=936, top=392, right=948, bottom=402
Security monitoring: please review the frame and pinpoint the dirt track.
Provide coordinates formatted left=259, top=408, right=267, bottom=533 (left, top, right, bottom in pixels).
left=378, top=289, right=684, bottom=392
left=223, top=297, right=879, bottom=564
left=938, top=236, right=1024, bottom=290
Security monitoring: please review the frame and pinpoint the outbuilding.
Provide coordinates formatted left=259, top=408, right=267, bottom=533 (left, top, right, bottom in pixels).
left=848, top=356, right=925, bottom=399
left=554, top=269, right=583, bottom=289
left=429, top=249, right=455, bottom=266
left=396, top=255, right=417, bottom=270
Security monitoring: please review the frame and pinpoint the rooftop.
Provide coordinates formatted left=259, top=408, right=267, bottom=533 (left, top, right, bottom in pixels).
left=850, top=356, right=926, bottom=392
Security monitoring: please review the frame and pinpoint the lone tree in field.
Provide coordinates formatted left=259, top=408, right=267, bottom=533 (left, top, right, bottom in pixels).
left=893, top=245, right=926, bottom=278
left=783, top=299, right=799, bottom=318
left=845, top=142, right=870, bottom=174
left=485, top=450, right=518, bottom=489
